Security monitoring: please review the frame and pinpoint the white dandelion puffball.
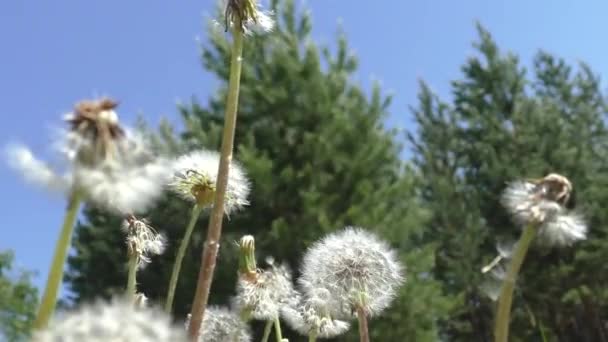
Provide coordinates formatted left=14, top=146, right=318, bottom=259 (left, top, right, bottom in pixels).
left=122, top=216, right=167, bottom=267
left=185, top=307, right=252, bottom=342
left=281, top=289, right=350, bottom=339
left=538, top=211, right=587, bottom=247
left=300, top=227, right=404, bottom=318
left=169, top=150, right=250, bottom=214
left=33, top=299, right=187, bottom=342
left=234, top=261, right=295, bottom=320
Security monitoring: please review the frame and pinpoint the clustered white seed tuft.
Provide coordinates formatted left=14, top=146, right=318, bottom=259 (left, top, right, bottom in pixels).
left=169, top=150, right=250, bottom=214
left=501, top=179, right=587, bottom=246
left=234, top=259, right=295, bottom=320
left=281, top=288, right=350, bottom=339
left=122, top=216, right=166, bottom=268
left=185, top=307, right=252, bottom=342
left=300, top=227, right=404, bottom=318
left=33, top=299, right=187, bottom=342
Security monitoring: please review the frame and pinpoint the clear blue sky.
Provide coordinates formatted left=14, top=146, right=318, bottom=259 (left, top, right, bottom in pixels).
left=1, top=0, right=607, bottom=296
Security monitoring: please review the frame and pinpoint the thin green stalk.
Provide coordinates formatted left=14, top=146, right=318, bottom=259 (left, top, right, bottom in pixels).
left=356, top=306, right=370, bottom=342
left=261, top=320, right=273, bottom=342
left=33, top=190, right=83, bottom=330
left=309, top=332, right=318, bottom=342
left=273, top=317, right=284, bottom=342
left=126, top=253, right=139, bottom=298
left=187, top=24, right=244, bottom=340
left=165, top=204, right=202, bottom=313
left=494, top=224, right=536, bottom=342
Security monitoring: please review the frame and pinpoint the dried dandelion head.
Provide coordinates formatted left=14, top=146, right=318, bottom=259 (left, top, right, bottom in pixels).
left=501, top=173, right=587, bottom=246
left=122, top=215, right=166, bottom=268
left=222, top=0, right=274, bottom=34
left=33, top=299, right=187, bottom=342
left=300, top=227, right=404, bottom=318
left=169, top=150, right=250, bottom=214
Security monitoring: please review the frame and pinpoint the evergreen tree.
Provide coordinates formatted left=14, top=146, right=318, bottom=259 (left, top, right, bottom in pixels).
left=409, top=24, right=608, bottom=341
left=0, top=250, right=38, bottom=341
left=66, top=0, right=449, bottom=340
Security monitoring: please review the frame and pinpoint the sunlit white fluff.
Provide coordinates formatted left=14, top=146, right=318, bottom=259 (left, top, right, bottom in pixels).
left=185, top=307, right=252, bottom=342
left=234, top=259, right=295, bottom=320
left=281, top=288, right=350, bottom=339
left=169, top=150, right=250, bottom=214
left=33, top=299, right=187, bottom=342
left=5, top=144, right=72, bottom=193
left=300, top=227, right=404, bottom=318
left=538, top=211, right=587, bottom=246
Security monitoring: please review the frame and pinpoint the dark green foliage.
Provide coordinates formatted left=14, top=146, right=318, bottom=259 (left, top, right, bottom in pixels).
left=0, top=250, right=38, bottom=341
left=66, top=0, right=447, bottom=340
left=409, top=23, right=608, bottom=341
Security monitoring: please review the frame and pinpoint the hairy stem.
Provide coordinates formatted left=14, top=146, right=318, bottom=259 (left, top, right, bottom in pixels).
left=494, top=224, right=536, bottom=342
left=165, top=204, right=202, bottom=313
left=357, top=306, right=370, bottom=342
left=261, top=320, right=273, bottom=342
left=187, top=25, right=244, bottom=340
left=33, top=190, right=83, bottom=330
left=126, top=253, right=139, bottom=298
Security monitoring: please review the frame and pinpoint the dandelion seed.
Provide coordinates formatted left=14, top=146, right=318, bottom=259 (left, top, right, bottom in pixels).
left=122, top=215, right=166, bottom=268
left=33, top=299, right=187, bottom=342
left=169, top=150, right=250, bottom=214
left=300, top=227, right=404, bottom=318
left=185, top=307, right=252, bottom=342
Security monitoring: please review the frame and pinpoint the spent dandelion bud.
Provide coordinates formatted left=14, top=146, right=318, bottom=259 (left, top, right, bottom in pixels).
left=169, top=150, right=250, bottom=214
left=185, top=307, right=252, bottom=342
left=235, top=259, right=295, bottom=320
left=501, top=174, right=587, bottom=246
left=122, top=215, right=166, bottom=267
left=33, top=299, right=187, bottom=341
left=300, top=227, right=404, bottom=318
left=133, top=293, right=148, bottom=309
left=238, top=235, right=257, bottom=278
left=223, top=0, right=275, bottom=34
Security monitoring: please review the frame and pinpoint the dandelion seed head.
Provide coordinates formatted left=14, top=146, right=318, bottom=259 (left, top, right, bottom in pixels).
left=169, top=150, right=250, bottom=214
left=221, top=0, right=275, bottom=34
left=185, top=307, right=252, bottom=342
left=280, top=290, right=350, bottom=339
left=33, top=299, right=186, bottom=342
left=300, top=227, right=404, bottom=318
left=538, top=211, right=587, bottom=246
left=235, top=261, right=295, bottom=320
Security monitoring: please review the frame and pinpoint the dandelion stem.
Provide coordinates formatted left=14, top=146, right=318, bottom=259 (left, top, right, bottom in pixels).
left=33, top=190, right=83, bottom=330
left=187, top=23, right=244, bottom=340
left=165, top=204, right=203, bottom=313
left=273, top=316, right=284, bottom=342
left=357, top=306, right=370, bottom=342
left=126, top=253, right=139, bottom=298
left=494, top=224, right=536, bottom=342
left=308, top=332, right=318, bottom=342
left=261, top=320, right=273, bottom=342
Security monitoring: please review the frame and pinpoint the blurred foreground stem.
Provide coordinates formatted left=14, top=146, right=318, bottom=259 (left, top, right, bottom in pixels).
left=357, top=306, right=370, bottom=342
left=187, top=24, right=244, bottom=340
left=494, top=224, right=536, bottom=342
left=33, top=190, right=83, bottom=329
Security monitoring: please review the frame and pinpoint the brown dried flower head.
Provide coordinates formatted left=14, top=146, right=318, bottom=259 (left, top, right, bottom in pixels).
left=528, top=173, right=572, bottom=205
left=65, top=98, right=125, bottom=164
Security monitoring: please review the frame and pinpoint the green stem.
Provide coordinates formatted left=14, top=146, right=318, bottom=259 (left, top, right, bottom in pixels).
left=126, top=253, right=139, bottom=298
left=494, top=224, right=536, bottom=342
left=261, top=320, right=273, bottom=342
left=33, top=190, right=83, bottom=330
left=309, top=332, right=317, bottom=342
left=165, top=204, right=202, bottom=313
left=187, top=24, right=244, bottom=340
left=273, top=316, right=284, bottom=342
left=356, top=306, right=370, bottom=342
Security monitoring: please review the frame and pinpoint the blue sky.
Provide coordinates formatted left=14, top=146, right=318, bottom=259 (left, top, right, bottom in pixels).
left=1, top=0, right=607, bottom=297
